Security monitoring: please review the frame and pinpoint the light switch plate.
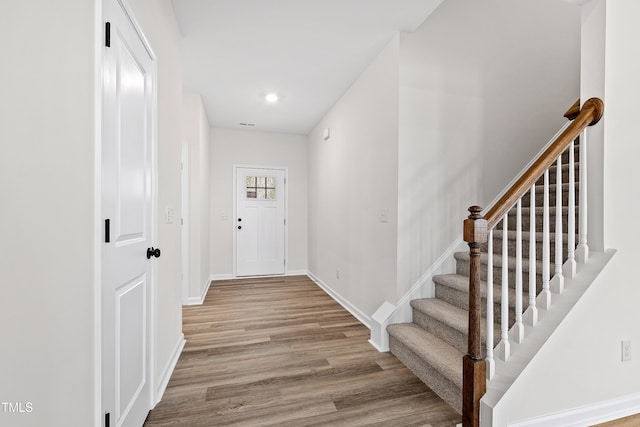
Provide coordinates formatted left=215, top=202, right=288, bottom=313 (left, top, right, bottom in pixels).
left=166, top=207, right=175, bottom=224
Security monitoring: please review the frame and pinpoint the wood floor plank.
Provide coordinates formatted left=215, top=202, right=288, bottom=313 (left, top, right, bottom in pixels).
left=593, top=413, right=640, bottom=427
left=144, top=275, right=461, bottom=426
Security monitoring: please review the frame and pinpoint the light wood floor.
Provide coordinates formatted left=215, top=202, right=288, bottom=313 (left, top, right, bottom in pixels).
left=594, top=413, right=640, bottom=427
left=144, top=275, right=461, bottom=426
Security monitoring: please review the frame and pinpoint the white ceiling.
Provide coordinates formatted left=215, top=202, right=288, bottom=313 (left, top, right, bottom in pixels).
left=171, top=0, right=444, bottom=135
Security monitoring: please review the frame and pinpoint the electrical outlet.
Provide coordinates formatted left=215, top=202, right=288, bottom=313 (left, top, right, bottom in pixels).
left=622, top=340, right=632, bottom=362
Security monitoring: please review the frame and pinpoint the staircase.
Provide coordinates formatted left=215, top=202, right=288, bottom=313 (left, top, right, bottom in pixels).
left=387, top=140, right=580, bottom=413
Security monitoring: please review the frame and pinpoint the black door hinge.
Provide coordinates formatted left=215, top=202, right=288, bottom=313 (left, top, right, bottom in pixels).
left=105, top=22, right=111, bottom=47
left=105, top=412, right=110, bottom=427
left=105, top=219, right=110, bottom=243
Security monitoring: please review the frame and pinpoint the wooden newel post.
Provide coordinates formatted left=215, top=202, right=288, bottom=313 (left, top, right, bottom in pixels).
left=463, top=206, right=488, bottom=427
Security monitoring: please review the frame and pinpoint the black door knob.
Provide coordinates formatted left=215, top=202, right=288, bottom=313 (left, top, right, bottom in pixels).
left=147, top=247, right=161, bottom=259
left=238, top=218, right=242, bottom=222
left=237, top=225, right=242, bottom=230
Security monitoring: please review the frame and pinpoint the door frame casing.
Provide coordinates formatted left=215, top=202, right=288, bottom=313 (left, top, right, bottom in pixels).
left=95, top=0, right=159, bottom=424
left=181, top=143, right=189, bottom=304
left=232, top=164, right=288, bottom=278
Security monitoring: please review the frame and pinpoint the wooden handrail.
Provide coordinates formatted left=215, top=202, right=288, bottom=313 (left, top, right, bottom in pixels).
left=564, top=98, right=581, bottom=120
left=483, top=98, right=603, bottom=230
left=461, top=97, right=604, bottom=427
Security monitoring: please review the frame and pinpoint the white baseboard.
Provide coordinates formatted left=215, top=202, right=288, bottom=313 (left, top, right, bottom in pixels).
left=286, top=269, right=308, bottom=276
left=307, top=271, right=371, bottom=329
left=210, top=271, right=309, bottom=281
left=154, top=334, right=185, bottom=406
left=369, top=236, right=465, bottom=352
left=509, top=392, right=640, bottom=427
left=183, top=278, right=212, bottom=306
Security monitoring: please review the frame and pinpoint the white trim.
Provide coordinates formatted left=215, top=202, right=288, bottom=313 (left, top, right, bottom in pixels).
left=307, top=272, right=371, bottom=329
left=211, top=273, right=234, bottom=281
left=369, top=236, right=465, bottom=351
left=183, top=278, right=212, bottom=306
left=93, top=1, right=104, bottom=425
left=147, top=40, right=159, bottom=417
left=286, top=270, right=308, bottom=276
left=509, top=393, right=640, bottom=427
left=181, top=144, right=189, bottom=305
left=153, top=334, right=185, bottom=406
left=210, top=270, right=308, bottom=282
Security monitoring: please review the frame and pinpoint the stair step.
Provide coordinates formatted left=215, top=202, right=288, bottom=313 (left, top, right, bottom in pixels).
left=503, top=206, right=578, bottom=233
left=487, top=229, right=572, bottom=260
left=454, top=251, right=546, bottom=291
left=536, top=162, right=579, bottom=185
left=433, top=273, right=523, bottom=325
left=388, top=323, right=463, bottom=413
left=411, top=298, right=500, bottom=355
left=522, top=182, right=579, bottom=207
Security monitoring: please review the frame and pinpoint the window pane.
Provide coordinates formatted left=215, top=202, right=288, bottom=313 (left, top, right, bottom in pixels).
left=246, top=190, right=257, bottom=198
left=266, top=189, right=276, bottom=200
left=266, top=177, right=276, bottom=188
left=246, top=176, right=256, bottom=187
left=257, top=188, right=266, bottom=199
left=257, top=176, right=266, bottom=187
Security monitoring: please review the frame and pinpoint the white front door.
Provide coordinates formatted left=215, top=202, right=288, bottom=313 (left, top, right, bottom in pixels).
left=235, top=167, right=286, bottom=276
left=102, top=0, right=156, bottom=425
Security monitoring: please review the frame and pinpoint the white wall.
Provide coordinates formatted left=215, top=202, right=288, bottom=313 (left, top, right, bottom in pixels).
left=395, top=0, right=580, bottom=298
left=127, top=0, right=184, bottom=399
left=308, top=35, right=400, bottom=318
left=397, top=3, right=484, bottom=299
left=482, top=0, right=581, bottom=200
left=210, top=128, right=308, bottom=277
left=0, top=1, right=96, bottom=426
left=182, top=92, right=211, bottom=301
left=488, top=1, right=640, bottom=424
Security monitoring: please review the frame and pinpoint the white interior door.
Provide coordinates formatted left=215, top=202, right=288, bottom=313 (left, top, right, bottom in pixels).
left=236, top=167, right=286, bottom=276
left=102, top=0, right=156, bottom=425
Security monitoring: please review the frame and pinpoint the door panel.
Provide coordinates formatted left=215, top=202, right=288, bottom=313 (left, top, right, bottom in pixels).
left=262, top=207, right=278, bottom=260
left=116, top=276, right=146, bottom=419
left=236, top=167, right=286, bottom=276
left=102, top=0, right=155, bottom=425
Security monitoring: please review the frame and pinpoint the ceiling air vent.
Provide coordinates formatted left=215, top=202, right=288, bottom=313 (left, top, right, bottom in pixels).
left=239, top=122, right=256, bottom=127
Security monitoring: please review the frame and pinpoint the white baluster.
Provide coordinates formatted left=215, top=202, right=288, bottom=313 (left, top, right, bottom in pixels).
left=551, top=156, right=564, bottom=294
left=565, top=139, right=577, bottom=278
left=576, top=129, right=589, bottom=263
left=538, top=170, right=552, bottom=309
left=511, top=199, right=524, bottom=343
left=524, top=184, right=538, bottom=326
left=496, top=214, right=510, bottom=361
left=486, top=229, right=495, bottom=380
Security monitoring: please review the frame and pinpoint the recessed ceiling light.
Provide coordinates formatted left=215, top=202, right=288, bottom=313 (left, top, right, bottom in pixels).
left=265, top=93, right=279, bottom=103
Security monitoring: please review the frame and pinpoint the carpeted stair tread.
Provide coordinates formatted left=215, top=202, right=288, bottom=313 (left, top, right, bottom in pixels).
left=410, top=298, right=500, bottom=353
left=454, top=250, right=546, bottom=272
left=412, top=298, right=477, bottom=335
left=388, top=323, right=463, bottom=388
left=493, top=229, right=567, bottom=242
left=433, top=273, right=521, bottom=308
left=534, top=181, right=579, bottom=193
left=507, top=205, right=570, bottom=217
